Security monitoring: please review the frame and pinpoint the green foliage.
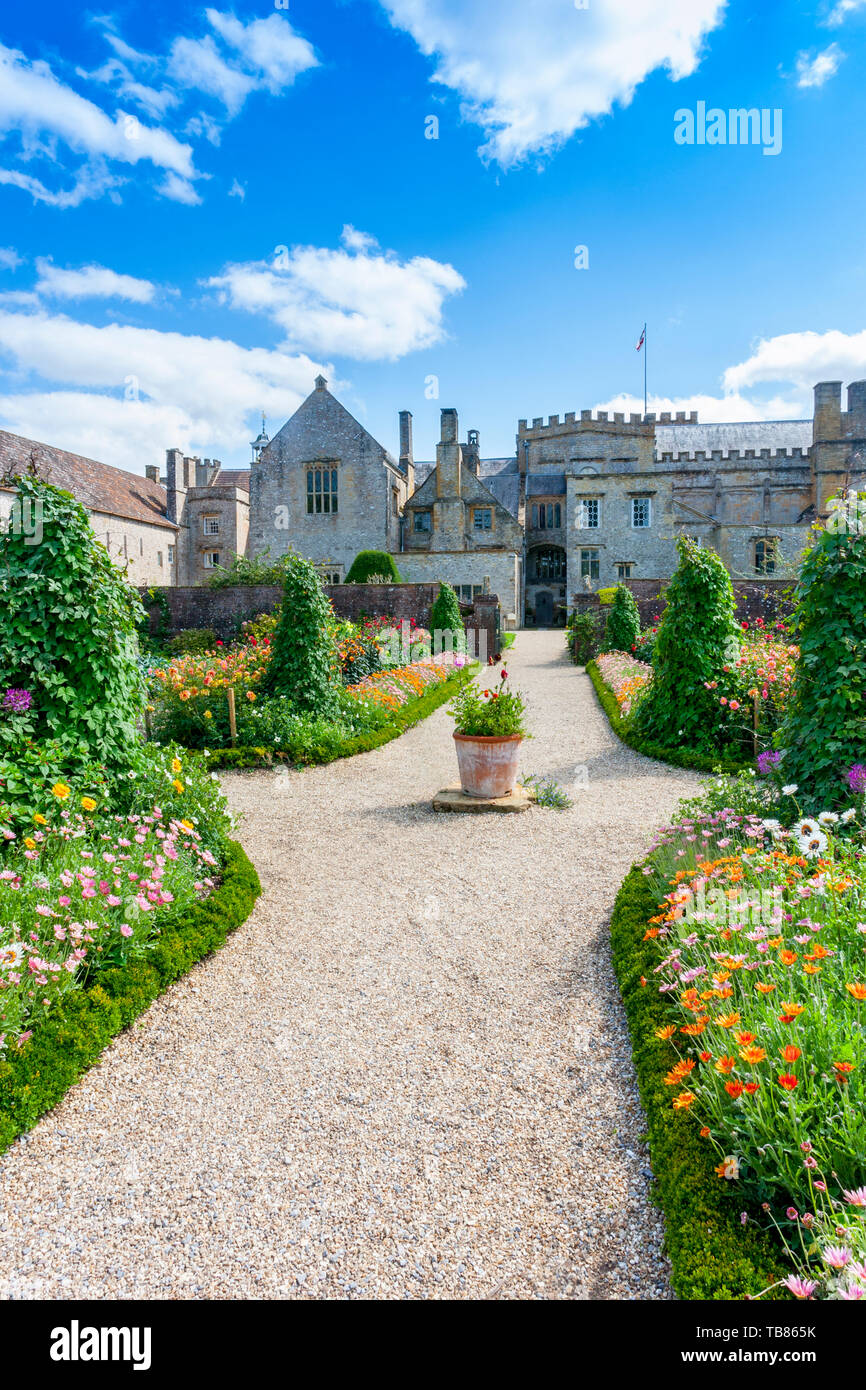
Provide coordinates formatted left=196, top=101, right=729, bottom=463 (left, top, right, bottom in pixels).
left=448, top=670, right=528, bottom=737
left=610, top=868, right=789, bottom=1299
left=345, top=550, right=402, bottom=584
left=602, top=584, right=641, bottom=654
left=207, top=547, right=291, bottom=588
left=262, top=553, right=340, bottom=715
left=566, top=610, right=603, bottom=665
left=587, top=660, right=749, bottom=774
left=0, top=839, right=260, bottom=1155
left=596, top=586, right=617, bottom=605
left=430, top=582, right=465, bottom=650
left=0, top=476, right=144, bottom=767
left=633, top=625, right=659, bottom=664
left=780, top=518, right=866, bottom=808
left=674, top=767, right=779, bottom=822
left=111, top=741, right=233, bottom=856
left=519, top=773, right=572, bottom=808
left=168, top=628, right=218, bottom=656
left=632, top=538, right=741, bottom=753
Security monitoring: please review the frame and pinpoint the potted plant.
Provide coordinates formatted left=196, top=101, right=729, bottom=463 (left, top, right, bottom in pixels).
left=448, top=667, right=529, bottom=797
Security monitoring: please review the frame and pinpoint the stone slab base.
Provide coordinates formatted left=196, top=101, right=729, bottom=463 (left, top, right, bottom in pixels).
left=432, top=786, right=532, bottom=813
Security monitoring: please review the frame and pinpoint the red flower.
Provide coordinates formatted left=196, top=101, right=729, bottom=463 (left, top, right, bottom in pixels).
left=778, top=1073, right=799, bottom=1091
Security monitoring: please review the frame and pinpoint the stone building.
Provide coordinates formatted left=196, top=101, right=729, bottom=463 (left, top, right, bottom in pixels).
left=163, top=450, right=250, bottom=586
left=246, top=375, right=409, bottom=582
left=0, top=428, right=178, bottom=583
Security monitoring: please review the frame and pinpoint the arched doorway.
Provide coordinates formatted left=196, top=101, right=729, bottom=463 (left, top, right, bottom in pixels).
left=526, top=545, right=566, bottom=627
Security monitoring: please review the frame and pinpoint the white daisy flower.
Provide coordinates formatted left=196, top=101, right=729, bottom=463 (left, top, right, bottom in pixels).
left=0, top=941, right=25, bottom=970
left=795, top=821, right=828, bottom=858
left=782, top=784, right=798, bottom=796
left=841, top=808, right=858, bottom=823
left=818, top=811, right=839, bottom=825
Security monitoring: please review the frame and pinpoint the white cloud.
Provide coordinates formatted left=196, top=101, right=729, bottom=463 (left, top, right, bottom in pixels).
left=826, top=0, right=866, bottom=26
left=166, top=11, right=318, bottom=115
left=34, top=260, right=158, bottom=304
left=207, top=225, right=466, bottom=361
left=595, top=390, right=807, bottom=422
left=228, top=178, right=246, bottom=200
left=723, top=328, right=866, bottom=396
left=0, top=248, right=21, bottom=270
left=795, top=43, right=844, bottom=88
left=0, top=306, right=331, bottom=472
left=0, top=41, right=199, bottom=207
left=379, top=0, right=727, bottom=166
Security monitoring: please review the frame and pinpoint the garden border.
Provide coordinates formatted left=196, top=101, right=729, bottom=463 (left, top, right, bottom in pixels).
left=586, top=658, right=750, bottom=775
left=0, top=838, right=261, bottom=1154
left=611, top=867, right=789, bottom=1299
left=203, top=665, right=478, bottom=771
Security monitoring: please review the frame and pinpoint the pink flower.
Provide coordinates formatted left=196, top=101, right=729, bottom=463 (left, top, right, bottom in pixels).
left=843, top=1187, right=866, bottom=1207
left=822, top=1246, right=852, bottom=1269
left=120, top=924, right=133, bottom=938
left=784, top=1275, right=817, bottom=1300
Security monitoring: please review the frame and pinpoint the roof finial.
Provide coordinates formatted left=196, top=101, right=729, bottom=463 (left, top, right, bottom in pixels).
left=315, top=374, right=328, bottom=391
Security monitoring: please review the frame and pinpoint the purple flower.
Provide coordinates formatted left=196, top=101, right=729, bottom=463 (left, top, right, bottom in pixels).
left=2, top=688, right=32, bottom=713
left=757, top=750, right=781, bottom=775
left=847, top=764, right=866, bottom=794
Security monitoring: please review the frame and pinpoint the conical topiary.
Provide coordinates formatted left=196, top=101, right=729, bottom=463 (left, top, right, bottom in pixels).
left=430, top=582, right=465, bottom=654
left=602, top=584, right=641, bottom=653
left=262, top=552, right=340, bottom=714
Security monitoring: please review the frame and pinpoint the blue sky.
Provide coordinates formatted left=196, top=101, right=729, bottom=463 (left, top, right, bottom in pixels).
left=1, top=0, right=865, bottom=471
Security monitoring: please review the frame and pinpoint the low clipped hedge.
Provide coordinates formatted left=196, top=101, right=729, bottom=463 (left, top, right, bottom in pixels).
left=0, top=839, right=260, bottom=1154
left=205, top=666, right=477, bottom=771
left=612, top=867, right=788, bottom=1299
left=586, top=659, right=749, bottom=774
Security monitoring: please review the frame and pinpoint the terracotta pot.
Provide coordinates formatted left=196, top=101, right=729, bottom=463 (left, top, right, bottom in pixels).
left=453, top=732, right=522, bottom=799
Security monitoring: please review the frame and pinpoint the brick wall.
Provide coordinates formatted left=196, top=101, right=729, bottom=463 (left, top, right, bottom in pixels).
left=139, top=582, right=444, bottom=640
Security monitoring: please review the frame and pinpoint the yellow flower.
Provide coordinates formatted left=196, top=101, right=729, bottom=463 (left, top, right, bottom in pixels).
left=33, top=814, right=47, bottom=825
left=180, top=819, right=194, bottom=830
left=246, top=690, right=256, bottom=702
left=171, top=757, right=182, bottom=774
left=172, top=779, right=184, bottom=794
left=80, top=796, right=97, bottom=812
left=203, top=710, right=213, bottom=720
left=24, top=837, right=36, bottom=849
left=51, top=782, right=71, bottom=801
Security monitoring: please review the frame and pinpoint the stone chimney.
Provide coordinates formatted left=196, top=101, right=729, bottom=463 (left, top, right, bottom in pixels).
left=165, top=448, right=187, bottom=524
left=399, top=408, right=414, bottom=494
left=433, top=408, right=464, bottom=547
left=145, top=464, right=160, bottom=483
left=846, top=380, right=866, bottom=436
left=813, top=381, right=843, bottom=442
left=463, top=428, right=481, bottom=476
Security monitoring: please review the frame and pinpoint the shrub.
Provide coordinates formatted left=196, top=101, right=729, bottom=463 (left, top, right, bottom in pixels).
left=207, top=547, right=291, bottom=588
left=0, top=475, right=144, bottom=767
left=345, top=550, right=402, bottom=584
left=633, top=625, right=658, bottom=664
left=602, top=584, right=641, bottom=653
left=779, top=512, right=866, bottom=808
left=632, top=538, right=741, bottom=754
left=262, top=553, right=340, bottom=715
left=168, top=628, right=218, bottom=656
left=430, top=582, right=465, bottom=652
left=448, top=667, right=528, bottom=736
left=567, top=610, right=602, bottom=665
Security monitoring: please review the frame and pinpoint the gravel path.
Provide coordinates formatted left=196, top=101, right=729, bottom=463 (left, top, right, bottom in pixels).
left=0, top=631, right=699, bottom=1300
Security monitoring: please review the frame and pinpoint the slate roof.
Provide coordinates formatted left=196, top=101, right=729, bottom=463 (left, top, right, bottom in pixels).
left=0, top=428, right=176, bottom=529
left=526, top=473, right=566, bottom=496
left=655, top=420, right=812, bottom=457
left=214, top=468, right=251, bottom=491
left=411, top=455, right=521, bottom=518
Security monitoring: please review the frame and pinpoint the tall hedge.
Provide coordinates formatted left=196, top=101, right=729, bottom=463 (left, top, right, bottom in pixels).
left=632, top=537, right=740, bottom=753
left=0, top=474, right=144, bottom=764
left=602, top=583, right=641, bottom=653
left=430, top=582, right=465, bottom=653
left=262, top=552, right=340, bottom=714
left=780, top=508, right=866, bottom=807
left=345, top=550, right=402, bottom=584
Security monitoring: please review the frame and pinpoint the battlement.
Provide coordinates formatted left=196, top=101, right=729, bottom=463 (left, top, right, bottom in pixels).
left=518, top=410, right=663, bottom=435
left=658, top=447, right=810, bottom=465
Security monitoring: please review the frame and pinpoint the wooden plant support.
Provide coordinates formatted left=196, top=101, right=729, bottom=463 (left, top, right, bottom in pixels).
left=752, top=691, right=759, bottom=758
left=227, top=687, right=238, bottom=747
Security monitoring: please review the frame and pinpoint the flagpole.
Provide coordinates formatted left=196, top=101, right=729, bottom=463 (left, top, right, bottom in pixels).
left=643, top=322, right=647, bottom=418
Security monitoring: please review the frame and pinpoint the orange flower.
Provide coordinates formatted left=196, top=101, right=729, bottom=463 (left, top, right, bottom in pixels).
left=643, top=927, right=660, bottom=940
left=779, top=1045, right=801, bottom=1063
left=803, top=963, right=822, bottom=975
left=777, top=1073, right=799, bottom=1091
left=744, top=1082, right=760, bottom=1095
left=846, top=983, right=866, bottom=1002
left=725, top=1081, right=745, bottom=1099
left=779, top=1001, right=804, bottom=1022
left=740, top=1046, right=767, bottom=1065
left=699, top=1051, right=712, bottom=1063
left=680, top=1022, right=706, bottom=1036
left=673, top=1092, right=696, bottom=1110
left=714, top=1056, right=737, bottom=1074
left=779, top=950, right=798, bottom=966
left=654, top=1025, right=677, bottom=1041
left=734, top=1031, right=756, bottom=1045
left=700, top=1126, right=711, bottom=1138
left=833, top=1061, right=854, bottom=1081
left=755, top=982, right=776, bottom=994
left=715, top=1012, right=740, bottom=1029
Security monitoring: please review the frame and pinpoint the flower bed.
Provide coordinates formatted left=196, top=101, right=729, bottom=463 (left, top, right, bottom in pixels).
left=594, top=652, right=652, bottom=717
left=627, top=798, right=866, bottom=1299
left=345, top=653, right=468, bottom=711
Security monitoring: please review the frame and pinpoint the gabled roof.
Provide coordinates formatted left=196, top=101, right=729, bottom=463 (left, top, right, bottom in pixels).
left=0, top=428, right=176, bottom=530
left=214, top=468, right=251, bottom=492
